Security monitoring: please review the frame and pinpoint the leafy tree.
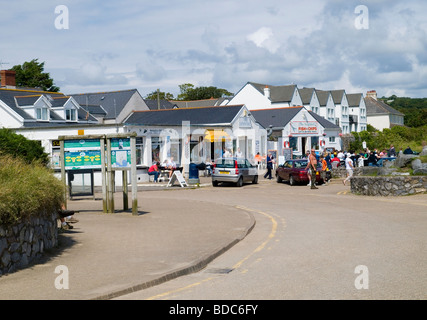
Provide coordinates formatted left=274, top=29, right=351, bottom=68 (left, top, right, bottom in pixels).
left=0, top=128, right=49, bottom=165
left=177, top=83, right=233, bottom=100
left=144, top=90, right=175, bottom=100
left=379, top=96, right=427, bottom=128
left=11, top=59, right=60, bottom=92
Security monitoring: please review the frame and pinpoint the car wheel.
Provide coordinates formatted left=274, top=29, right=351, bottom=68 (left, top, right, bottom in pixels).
left=252, top=175, right=258, bottom=184
left=289, top=175, right=295, bottom=186
left=212, top=180, right=219, bottom=187
left=236, top=176, right=243, bottom=187
left=276, top=174, right=283, bottom=183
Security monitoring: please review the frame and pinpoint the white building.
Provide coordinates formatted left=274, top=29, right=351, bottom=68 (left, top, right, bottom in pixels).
left=227, top=82, right=303, bottom=110
left=364, top=90, right=404, bottom=130
left=251, top=106, right=342, bottom=158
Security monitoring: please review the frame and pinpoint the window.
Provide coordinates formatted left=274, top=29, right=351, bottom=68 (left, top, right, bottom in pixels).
left=66, top=109, right=77, bottom=121
left=136, top=137, right=144, bottom=165
left=36, top=107, right=49, bottom=121
left=311, top=136, right=319, bottom=150
left=151, top=137, right=162, bottom=163
left=289, top=137, right=298, bottom=151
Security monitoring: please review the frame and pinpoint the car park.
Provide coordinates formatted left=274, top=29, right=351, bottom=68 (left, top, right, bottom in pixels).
left=275, top=159, right=324, bottom=186
left=212, top=157, right=258, bottom=187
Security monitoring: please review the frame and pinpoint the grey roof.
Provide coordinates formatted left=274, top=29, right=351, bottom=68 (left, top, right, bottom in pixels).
left=170, top=98, right=222, bottom=108
left=0, top=88, right=99, bottom=125
left=314, top=90, right=330, bottom=106
left=248, top=82, right=297, bottom=103
left=330, top=90, right=346, bottom=104
left=298, top=88, right=315, bottom=105
left=125, top=105, right=245, bottom=126
left=364, top=97, right=404, bottom=116
left=251, top=107, right=340, bottom=130
left=0, top=89, right=65, bottom=120
left=70, top=89, right=139, bottom=120
left=144, top=99, right=176, bottom=110
left=347, top=93, right=363, bottom=107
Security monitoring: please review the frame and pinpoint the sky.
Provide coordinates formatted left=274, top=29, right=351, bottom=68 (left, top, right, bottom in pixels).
left=1, top=0, right=427, bottom=99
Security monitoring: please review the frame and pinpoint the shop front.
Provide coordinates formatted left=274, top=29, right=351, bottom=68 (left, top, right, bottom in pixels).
left=123, top=105, right=267, bottom=180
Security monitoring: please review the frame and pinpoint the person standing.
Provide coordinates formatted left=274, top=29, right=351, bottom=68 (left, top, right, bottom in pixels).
left=264, top=153, right=273, bottom=180
left=235, top=147, right=243, bottom=158
left=388, top=144, right=396, bottom=157
left=306, top=149, right=318, bottom=189
left=343, top=154, right=354, bottom=186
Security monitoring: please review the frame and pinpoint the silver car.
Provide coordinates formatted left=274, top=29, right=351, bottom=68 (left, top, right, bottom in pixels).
left=212, top=157, right=258, bottom=187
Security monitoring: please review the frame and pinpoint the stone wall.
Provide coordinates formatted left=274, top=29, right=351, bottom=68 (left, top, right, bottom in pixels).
left=350, top=175, right=427, bottom=196
left=0, top=211, right=58, bottom=276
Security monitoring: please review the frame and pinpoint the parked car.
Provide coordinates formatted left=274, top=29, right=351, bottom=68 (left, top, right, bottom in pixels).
left=275, top=159, right=324, bottom=186
left=212, top=157, right=258, bottom=187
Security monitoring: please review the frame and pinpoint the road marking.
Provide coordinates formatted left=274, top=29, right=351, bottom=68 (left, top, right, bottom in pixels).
left=144, top=205, right=279, bottom=300
left=232, top=206, right=278, bottom=269
left=146, top=277, right=216, bottom=300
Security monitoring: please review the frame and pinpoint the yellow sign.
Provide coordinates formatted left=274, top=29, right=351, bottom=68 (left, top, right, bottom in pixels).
left=78, top=130, right=85, bottom=135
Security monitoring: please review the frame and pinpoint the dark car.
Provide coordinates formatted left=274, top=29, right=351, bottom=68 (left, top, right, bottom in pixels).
left=275, top=159, right=324, bottom=186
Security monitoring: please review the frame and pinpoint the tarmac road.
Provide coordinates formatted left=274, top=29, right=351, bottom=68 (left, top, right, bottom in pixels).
left=0, top=176, right=426, bottom=300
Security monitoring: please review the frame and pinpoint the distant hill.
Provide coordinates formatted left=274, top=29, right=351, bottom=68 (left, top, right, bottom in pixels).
left=379, top=96, right=427, bottom=127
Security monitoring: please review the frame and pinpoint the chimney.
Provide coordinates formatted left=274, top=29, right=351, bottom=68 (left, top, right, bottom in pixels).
left=1, top=70, right=16, bottom=88
left=264, top=85, right=270, bottom=99
left=366, top=90, right=377, bottom=100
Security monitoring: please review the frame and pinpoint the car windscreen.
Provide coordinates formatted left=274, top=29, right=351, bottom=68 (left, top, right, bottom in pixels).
left=215, top=159, right=235, bottom=168
left=294, top=161, right=307, bottom=168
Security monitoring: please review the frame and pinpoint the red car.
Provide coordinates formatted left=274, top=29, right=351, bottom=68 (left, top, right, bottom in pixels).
left=275, top=159, right=324, bottom=186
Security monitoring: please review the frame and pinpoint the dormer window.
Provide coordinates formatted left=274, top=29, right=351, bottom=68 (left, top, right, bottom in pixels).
left=36, top=107, right=49, bottom=121
left=65, top=109, right=77, bottom=121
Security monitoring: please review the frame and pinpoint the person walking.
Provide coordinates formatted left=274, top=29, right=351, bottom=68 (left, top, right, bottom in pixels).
left=306, top=149, right=318, bottom=189
left=264, top=153, right=273, bottom=180
left=343, top=154, right=354, bottom=186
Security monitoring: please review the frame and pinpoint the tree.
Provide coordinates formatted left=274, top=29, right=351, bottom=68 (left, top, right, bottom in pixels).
left=11, top=59, right=60, bottom=92
left=177, top=83, right=233, bottom=101
left=144, top=90, right=175, bottom=100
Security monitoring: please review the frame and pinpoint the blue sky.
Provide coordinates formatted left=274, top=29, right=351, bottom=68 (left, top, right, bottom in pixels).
left=1, top=0, right=427, bottom=98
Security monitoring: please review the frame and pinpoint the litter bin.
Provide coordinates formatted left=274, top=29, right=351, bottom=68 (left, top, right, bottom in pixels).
left=188, top=163, right=200, bottom=184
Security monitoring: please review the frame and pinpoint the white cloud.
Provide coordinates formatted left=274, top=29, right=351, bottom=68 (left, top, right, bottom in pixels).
left=247, top=27, right=280, bottom=54
left=1, top=0, right=427, bottom=98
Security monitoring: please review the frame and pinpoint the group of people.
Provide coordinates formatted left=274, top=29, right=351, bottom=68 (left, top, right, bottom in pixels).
left=148, top=156, right=177, bottom=183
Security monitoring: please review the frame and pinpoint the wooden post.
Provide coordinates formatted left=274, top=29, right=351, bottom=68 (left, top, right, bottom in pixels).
left=60, top=140, right=67, bottom=209
left=130, top=136, right=138, bottom=215
left=100, top=138, right=108, bottom=213
left=106, top=138, right=114, bottom=213
left=122, top=170, right=129, bottom=211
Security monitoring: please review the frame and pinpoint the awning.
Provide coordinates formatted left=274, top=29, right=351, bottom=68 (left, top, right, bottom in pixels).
left=204, top=130, right=230, bottom=142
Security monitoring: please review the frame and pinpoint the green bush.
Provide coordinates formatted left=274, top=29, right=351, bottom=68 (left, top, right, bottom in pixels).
left=0, top=128, right=49, bottom=165
left=0, top=155, right=64, bottom=225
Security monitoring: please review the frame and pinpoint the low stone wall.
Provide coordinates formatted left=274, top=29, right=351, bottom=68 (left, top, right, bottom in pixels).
left=0, top=212, right=58, bottom=276
left=350, top=175, right=427, bottom=196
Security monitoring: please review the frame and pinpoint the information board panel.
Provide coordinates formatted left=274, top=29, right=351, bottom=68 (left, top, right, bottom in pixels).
left=64, top=138, right=102, bottom=170
left=111, top=138, right=131, bottom=168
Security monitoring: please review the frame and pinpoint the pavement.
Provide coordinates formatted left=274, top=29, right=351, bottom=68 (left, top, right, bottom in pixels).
left=0, top=176, right=256, bottom=300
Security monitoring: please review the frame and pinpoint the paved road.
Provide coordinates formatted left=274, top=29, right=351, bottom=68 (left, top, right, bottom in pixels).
left=116, top=178, right=427, bottom=300
left=0, top=176, right=425, bottom=300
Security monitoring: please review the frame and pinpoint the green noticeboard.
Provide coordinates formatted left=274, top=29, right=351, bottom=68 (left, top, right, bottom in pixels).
left=64, top=139, right=101, bottom=150
left=64, top=138, right=102, bottom=170
left=64, top=150, right=102, bottom=170
left=111, top=138, right=131, bottom=168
